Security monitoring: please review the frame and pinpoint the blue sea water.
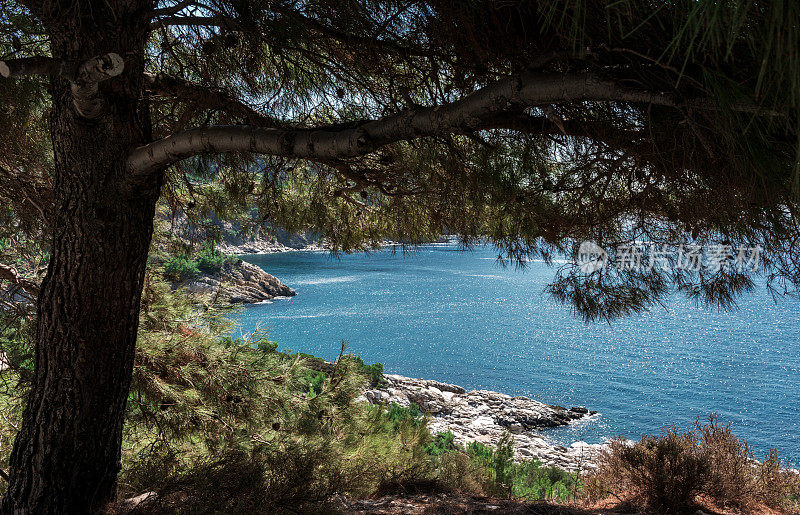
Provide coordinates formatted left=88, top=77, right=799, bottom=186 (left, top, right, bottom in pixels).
left=233, top=244, right=800, bottom=463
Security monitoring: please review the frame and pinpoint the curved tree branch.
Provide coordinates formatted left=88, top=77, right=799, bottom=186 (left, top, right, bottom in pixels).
left=128, top=70, right=773, bottom=177
left=128, top=72, right=677, bottom=175
left=69, top=53, right=125, bottom=119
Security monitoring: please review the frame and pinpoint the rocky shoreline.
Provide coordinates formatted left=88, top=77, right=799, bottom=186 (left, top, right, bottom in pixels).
left=209, top=241, right=608, bottom=472
left=216, top=228, right=327, bottom=255
left=217, top=234, right=452, bottom=256
left=218, top=239, right=328, bottom=255
left=360, top=374, right=607, bottom=473
left=183, top=260, right=296, bottom=303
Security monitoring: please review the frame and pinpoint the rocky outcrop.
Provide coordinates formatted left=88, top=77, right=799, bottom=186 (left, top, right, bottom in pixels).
left=361, top=374, right=606, bottom=472
left=218, top=238, right=327, bottom=255
left=218, top=228, right=326, bottom=255
left=183, top=260, right=295, bottom=303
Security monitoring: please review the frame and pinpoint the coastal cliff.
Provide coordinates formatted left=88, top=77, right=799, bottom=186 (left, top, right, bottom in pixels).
left=361, top=374, right=606, bottom=473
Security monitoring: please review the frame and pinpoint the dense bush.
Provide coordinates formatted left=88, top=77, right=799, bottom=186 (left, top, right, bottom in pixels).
left=196, top=242, right=228, bottom=274
left=159, top=242, right=234, bottom=282
left=425, top=432, right=579, bottom=501
left=341, top=353, right=386, bottom=387
left=384, top=402, right=423, bottom=429
left=424, top=431, right=456, bottom=456
left=464, top=433, right=578, bottom=500
left=302, top=370, right=326, bottom=398
left=162, top=256, right=200, bottom=282
left=584, top=415, right=800, bottom=513
left=112, top=278, right=585, bottom=509
left=588, top=429, right=708, bottom=512
left=118, top=277, right=437, bottom=512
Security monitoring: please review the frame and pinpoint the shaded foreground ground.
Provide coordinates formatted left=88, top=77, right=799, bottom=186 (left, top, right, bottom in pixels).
left=340, top=493, right=790, bottom=515
left=342, top=494, right=595, bottom=514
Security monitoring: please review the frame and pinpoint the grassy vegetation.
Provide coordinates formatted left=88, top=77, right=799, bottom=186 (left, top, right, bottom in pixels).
left=427, top=432, right=580, bottom=500
left=2, top=268, right=799, bottom=513
left=162, top=256, right=200, bottom=282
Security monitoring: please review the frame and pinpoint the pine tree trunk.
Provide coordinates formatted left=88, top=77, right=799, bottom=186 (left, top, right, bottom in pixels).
left=1, top=5, right=157, bottom=512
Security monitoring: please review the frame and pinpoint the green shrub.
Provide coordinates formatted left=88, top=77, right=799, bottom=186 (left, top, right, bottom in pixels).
left=492, top=433, right=515, bottom=496
left=303, top=370, right=326, bottom=398
left=466, top=440, right=494, bottom=461
left=513, top=459, right=578, bottom=501
left=163, top=256, right=200, bottom=282
left=436, top=450, right=490, bottom=495
left=439, top=433, right=579, bottom=500
left=385, top=402, right=422, bottom=429
left=196, top=242, right=228, bottom=274
left=425, top=431, right=456, bottom=456
left=340, top=354, right=386, bottom=387
left=465, top=432, right=516, bottom=497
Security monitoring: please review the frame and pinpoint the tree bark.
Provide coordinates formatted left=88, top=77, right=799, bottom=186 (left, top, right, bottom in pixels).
left=1, top=4, right=158, bottom=512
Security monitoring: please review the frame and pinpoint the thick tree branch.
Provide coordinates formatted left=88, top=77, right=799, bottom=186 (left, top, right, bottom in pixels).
left=69, top=53, right=125, bottom=119
left=128, top=72, right=671, bottom=174
left=151, top=0, right=196, bottom=17
left=0, top=53, right=124, bottom=119
left=126, top=71, right=768, bottom=176
left=0, top=54, right=122, bottom=81
left=0, top=56, right=56, bottom=77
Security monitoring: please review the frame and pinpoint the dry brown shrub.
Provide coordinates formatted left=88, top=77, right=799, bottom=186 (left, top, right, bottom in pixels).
left=583, top=415, right=800, bottom=513
left=435, top=450, right=490, bottom=496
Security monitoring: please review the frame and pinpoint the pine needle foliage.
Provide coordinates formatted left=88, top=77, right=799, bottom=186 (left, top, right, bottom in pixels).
left=3, top=1, right=800, bottom=321
left=117, top=273, right=440, bottom=511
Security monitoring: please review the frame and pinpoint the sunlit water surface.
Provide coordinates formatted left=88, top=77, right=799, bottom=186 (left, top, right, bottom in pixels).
left=233, top=244, right=800, bottom=462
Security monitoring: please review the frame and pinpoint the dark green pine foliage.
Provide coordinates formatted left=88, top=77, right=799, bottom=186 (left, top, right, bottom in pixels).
left=2, top=1, right=799, bottom=321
